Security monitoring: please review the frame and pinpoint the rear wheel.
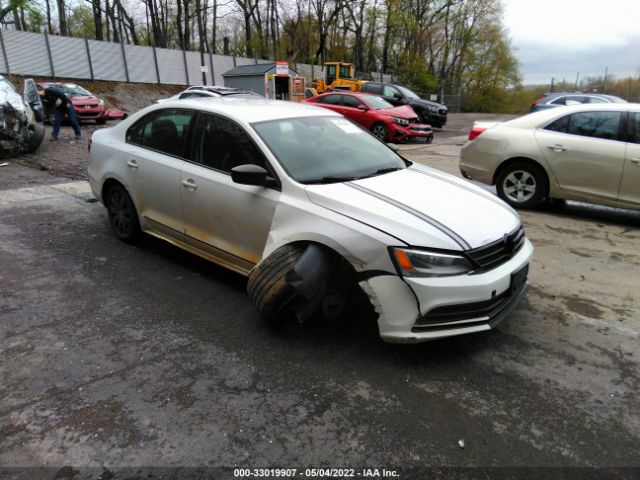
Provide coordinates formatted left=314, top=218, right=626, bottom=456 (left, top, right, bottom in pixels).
left=370, top=123, right=388, bottom=141
left=105, top=184, right=141, bottom=243
left=496, top=162, right=547, bottom=209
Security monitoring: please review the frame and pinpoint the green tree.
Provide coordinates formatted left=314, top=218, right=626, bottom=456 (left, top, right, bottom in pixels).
left=460, top=21, right=521, bottom=112
left=67, top=3, right=96, bottom=38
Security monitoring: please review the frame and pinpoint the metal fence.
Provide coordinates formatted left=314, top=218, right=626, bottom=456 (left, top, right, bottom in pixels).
left=0, top=29, right=392, bottom=88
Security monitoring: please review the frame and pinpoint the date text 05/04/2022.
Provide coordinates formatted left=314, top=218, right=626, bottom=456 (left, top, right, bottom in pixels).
left=233, top=468, right=399, bottom=478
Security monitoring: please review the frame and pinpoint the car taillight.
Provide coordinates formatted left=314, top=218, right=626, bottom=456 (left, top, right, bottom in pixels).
left=530, top=97, right=545, bottom=109
left=468, top=127, right=485, bottom=141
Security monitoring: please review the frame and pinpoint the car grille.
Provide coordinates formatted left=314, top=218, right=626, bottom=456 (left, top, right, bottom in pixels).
left=466, top=225, right=525, bottom=273
left=79, top=104, right=99, bottom=109
left=412, top=281, right=524, bottom=332
left=409, top=126, right=432, bottom=132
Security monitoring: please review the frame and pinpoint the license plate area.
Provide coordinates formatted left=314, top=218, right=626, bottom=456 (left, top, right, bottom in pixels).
left=510, top=263, right=529, bottom=295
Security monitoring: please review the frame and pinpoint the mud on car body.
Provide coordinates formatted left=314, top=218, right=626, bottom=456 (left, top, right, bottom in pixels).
left=0, top=76, right=44, bottom=157
left=88, top=97, right=532, bottom=343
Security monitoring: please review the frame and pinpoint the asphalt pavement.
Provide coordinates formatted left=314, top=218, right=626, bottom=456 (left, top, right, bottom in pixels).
left=0, top=119, right=639, bottom=480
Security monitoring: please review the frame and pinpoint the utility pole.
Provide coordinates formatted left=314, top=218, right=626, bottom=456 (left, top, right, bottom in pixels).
left=550, top=77, right=554, bottom=93
left=603, top=66, right=608, bottom=93
left=574, top=72, right=579, bottom=91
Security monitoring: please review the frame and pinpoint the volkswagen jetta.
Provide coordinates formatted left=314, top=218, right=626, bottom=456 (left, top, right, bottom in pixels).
left=88, top=98, right=532, bottom=343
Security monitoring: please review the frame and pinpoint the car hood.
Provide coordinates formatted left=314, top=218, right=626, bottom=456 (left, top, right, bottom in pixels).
left=377, top=105, right=417, bottom=119
left=409, top=98, right=447, bottom=110
left=71, top=95, right=100, bottom=104
left=305, top=164, right=520, bottom=251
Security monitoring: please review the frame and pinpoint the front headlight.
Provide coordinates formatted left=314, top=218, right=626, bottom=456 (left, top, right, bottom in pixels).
left=98, top=99, right=105, bottom=106
left=391, top=116, right=409, bottom=127
left=429, top=106, right=438, bottom=113
left=390, top=247, right=474, bottom=277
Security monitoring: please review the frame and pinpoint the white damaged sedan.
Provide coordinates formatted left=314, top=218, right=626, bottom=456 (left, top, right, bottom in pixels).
left=88, top=98, right=533, bottom=343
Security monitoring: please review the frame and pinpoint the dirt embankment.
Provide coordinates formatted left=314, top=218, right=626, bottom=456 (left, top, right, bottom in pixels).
left=6, top=74, right=184, bottom=113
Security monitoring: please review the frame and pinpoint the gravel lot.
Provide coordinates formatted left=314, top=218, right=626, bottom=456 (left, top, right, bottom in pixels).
left=0, top=112, right=639, bottom=479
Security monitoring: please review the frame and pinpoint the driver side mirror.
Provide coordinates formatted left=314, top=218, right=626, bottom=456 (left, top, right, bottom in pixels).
left=357, top=105, right=369, bottom=112
left=231, top=164, right=278, bottom=188
left=393, top=92, right=403, bottom=100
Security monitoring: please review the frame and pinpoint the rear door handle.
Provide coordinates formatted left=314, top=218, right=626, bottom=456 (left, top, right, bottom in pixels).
left=126, top=159, right=138, bottom=170
left=182, top=179, right=197, bottom=190
left=631, top=158, right=640, bottom=165
left=548, top=144, right=566, bottom=152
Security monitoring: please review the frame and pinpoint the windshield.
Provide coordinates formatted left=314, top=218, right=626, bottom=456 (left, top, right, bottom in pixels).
left=396, top=85, right=421, bottom=100
left=54, top=84, right=93, bottom=97
left=253, top=116, right=406, bottom=184
left=364, top=95, right=394, bottom=110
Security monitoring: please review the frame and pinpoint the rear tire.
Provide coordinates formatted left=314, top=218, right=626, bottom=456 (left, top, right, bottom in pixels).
left=247, top=244, right=307, bottom=326
left=496, top=162, right=547, bottom=209
left=105, top=184, right=141, bottom=243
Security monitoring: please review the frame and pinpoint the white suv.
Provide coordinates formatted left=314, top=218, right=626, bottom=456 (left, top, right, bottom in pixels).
left=88, top=97, right=532, bottom=343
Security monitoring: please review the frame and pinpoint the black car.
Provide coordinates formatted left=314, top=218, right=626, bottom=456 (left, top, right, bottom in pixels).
left=360, top=82, right=448, bottom=128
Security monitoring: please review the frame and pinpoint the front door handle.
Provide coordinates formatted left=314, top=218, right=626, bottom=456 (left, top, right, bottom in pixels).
left=182, top=179, right=197, bottom=190
left=548, top=144, right=566, bottom=152
left=126, top=159, right=138, bottom=170
left=631, top=158, right=640, bottom=165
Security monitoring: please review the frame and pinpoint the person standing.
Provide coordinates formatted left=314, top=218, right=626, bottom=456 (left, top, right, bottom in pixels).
left=38, top=86, right=81, bottom=141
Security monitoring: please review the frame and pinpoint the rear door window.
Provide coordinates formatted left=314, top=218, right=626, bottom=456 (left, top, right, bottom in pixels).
left=632, top=113, right=640, bottom=144
left=544, top=115, right=570, bottom=133
left=362, top=83, right=382, bottom=94
left=342, top=95, right=364, bottom=108
left=126, top=109, right=194, bottom=157
left=566, top=111, right=621, bottom=140
left=317, top=94, right=341, bottom=105
left=544, top=111, right=622, bottom=141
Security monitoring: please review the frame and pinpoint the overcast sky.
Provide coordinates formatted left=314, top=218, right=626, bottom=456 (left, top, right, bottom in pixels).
left=503, top=0, right=640, bottom=85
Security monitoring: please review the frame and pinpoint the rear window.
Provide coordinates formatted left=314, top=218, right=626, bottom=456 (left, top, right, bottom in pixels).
left=317, top=94, right=341, bottom=105
left=342, top=95, right=363, bottom=108
left=361, top=83, right=382, bottom=94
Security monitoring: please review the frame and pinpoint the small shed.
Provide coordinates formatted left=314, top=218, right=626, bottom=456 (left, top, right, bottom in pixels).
left=222, top=62, right=305, bottom=102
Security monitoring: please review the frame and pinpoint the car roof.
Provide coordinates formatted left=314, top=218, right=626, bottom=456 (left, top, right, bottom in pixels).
left=542, top=92, right=624, bottom=101
left=185, top=85, right=254, bottom=95
left=318, top=91, right=378, bottom=98
left=154, top=97, right=341, bottom=123
left=507, top=102, right=640, bottom=127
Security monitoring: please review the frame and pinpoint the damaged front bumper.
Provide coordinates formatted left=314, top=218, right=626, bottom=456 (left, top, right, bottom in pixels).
left=361, top=239, right=533, bottom=343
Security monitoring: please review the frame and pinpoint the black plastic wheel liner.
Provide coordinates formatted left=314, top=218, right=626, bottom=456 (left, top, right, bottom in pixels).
left=284, top=244, right=330, bottom=323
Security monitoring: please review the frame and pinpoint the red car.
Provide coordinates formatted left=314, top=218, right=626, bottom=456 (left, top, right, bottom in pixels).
left=37, top=82, right=109, bottom=125
left=305, top=91, right=433, bottom=143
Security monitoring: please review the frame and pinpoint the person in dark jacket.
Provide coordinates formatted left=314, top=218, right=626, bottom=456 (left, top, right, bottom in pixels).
left=38, top=86, right=81, bottom=141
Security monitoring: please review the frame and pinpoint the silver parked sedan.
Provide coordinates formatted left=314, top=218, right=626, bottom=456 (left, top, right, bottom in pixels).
left=88, top=97, right=532, bottom=343
left=460, top=103, right=640, bottom=210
